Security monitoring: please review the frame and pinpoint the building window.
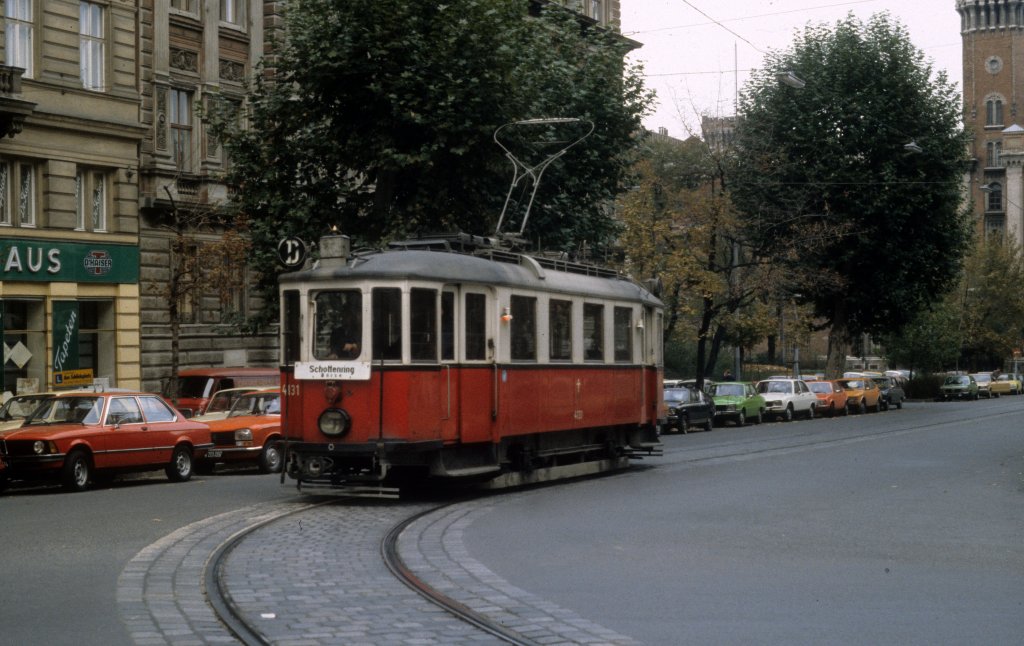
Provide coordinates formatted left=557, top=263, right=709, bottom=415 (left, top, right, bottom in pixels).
left=170, top=89, right=193, bottom=171
left=986, top=182, right=1003, bottom=212
left=0, top=161, right=36, bottom=227
left=79, top=2, right=104, bottom=90
left=4, top=0, right=33, bottom=78
left=590, top=0, right=603, bottom=21
left=75, top=169, right=107, bottom=231
left=170, top=0, right=193, bottom=12
left=986, top=98, right=1004, bottom=126
left=220, top=0, right=244, bottom=26
left=986, top=141, right=1002, bottom=168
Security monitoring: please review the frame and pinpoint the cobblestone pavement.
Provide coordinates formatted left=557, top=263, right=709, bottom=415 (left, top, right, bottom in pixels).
left=117, top=492, right=639, bottom=645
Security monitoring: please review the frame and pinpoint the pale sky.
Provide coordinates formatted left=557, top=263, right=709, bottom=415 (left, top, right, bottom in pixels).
left=621, top=0, right=964, bottom=137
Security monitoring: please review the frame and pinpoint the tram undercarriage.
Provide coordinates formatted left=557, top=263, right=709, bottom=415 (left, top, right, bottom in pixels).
left=283, top=424, right=661, bottom=494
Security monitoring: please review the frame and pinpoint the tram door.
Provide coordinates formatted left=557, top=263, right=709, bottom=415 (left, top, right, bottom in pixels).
left=439, top=288, right=458, bottom=442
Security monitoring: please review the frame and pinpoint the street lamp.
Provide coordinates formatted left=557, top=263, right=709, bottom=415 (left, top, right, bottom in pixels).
left=777, top=71, right=806, bottom=89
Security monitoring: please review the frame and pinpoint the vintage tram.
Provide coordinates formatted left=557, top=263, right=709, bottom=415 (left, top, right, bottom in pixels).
left=277, top=232, right=664, bottom=494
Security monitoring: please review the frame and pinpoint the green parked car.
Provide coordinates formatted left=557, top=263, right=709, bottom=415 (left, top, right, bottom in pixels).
left=939, top=374, right=979, bottom=401
left=710, top=381, right=766, bottom=426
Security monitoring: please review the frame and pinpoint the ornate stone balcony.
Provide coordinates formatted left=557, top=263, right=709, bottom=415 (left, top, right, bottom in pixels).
left=0, top=65, right=35, bottom=138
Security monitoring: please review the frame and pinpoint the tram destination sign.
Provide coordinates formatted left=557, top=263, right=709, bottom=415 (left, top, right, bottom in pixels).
left=295, top=361, right=371, bottom=381
left=1, top=240, right=139, bottom=284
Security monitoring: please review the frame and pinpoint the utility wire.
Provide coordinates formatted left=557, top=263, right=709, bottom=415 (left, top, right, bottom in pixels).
left=625, top=0, right=880, bottom=36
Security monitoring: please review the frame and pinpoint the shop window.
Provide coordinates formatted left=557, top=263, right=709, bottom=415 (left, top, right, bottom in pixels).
left=510, top=295, right=536, bottom=361
left=1, top=299, right=45, bottom=394
left=79, top=300, right=115, bottom=385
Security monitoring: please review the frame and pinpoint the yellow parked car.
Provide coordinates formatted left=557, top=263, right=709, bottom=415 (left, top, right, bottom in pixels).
left=836, top=377, right=882, bottom=414
left=991, top=373, right=1021, bottom=396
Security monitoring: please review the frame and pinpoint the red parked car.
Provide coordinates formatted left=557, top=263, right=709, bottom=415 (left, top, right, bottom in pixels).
left=0, top=391, right=211, bottom=492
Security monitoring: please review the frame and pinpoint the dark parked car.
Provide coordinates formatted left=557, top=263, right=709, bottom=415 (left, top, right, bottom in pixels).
left=662, top=387, right=714, bottom=434
left=874, top=376, right=905, bottom=410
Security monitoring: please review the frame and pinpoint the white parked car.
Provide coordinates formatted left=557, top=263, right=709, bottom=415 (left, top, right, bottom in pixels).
left=755, top=378, right=819, bottom=421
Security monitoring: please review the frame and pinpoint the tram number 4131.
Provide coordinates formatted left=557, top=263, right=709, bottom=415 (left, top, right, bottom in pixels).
left=283, top=383, right=301, bottom=397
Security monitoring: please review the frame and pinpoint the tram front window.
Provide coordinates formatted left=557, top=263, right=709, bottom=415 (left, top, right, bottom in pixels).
left=314, top=290, right=363, bottom=360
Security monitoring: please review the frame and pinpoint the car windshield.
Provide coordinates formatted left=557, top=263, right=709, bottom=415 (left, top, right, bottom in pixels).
left=664, top=388, right=692, bottom=404
left=205, top=390, right=251, bottom=414
left=757, top=381, right=792, bottom=394
left=972, top=374, right=990, bottom=384
left=839, top=380, right=863, bottom=389
left=175, top=376, right=214, bottom=399
left=0, top=394, right=53, bottom=421
left=712, top=384, right=745, bottom=397
left=807, top=382, right=832, bottom=394
left=228, top=392, right=281, bottom=418
left=944, top=376, right=967, bottom=385
left=25, top=396, right=102, bottom=425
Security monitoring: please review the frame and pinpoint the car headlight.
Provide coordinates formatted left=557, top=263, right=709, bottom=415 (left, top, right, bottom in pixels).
left=668, top=407, right=678, bottom=415
left=33, top=440, right=47, bottom=454
left=234, top=428, right=254, bottom=442
left=318, top=408, right=351, bottom=437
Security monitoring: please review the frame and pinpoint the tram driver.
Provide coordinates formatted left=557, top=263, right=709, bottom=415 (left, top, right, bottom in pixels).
left=316, top=291, right=362, bottom=360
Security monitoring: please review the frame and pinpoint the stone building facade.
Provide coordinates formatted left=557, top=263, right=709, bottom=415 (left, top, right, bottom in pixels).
left=0, top=0, right=145, bottom=396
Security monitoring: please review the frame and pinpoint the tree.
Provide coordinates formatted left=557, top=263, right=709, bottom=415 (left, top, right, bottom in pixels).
left=730, top=13, right=972, bottom=377
left=208, top=0, right=652, bottom=309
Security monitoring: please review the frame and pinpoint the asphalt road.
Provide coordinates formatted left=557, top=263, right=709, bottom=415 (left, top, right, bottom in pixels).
left=1, top=396, right=1021, bottom=645
left=463, top=398, right=1024, bottom=645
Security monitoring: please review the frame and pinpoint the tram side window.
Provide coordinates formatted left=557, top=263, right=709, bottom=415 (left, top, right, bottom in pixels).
left=282, top=290, right=301, bottom=365
left=613, top=306, right=632, bottom=363
left=465, top=293, right=487, bottom=360
left=441, top=292, right=455, bottom=361
left=313, top=290, right=362, bottom=360
left=410, top=288, right=437, bottom=362
left=583, top=303, right=604, bottom=361
left=510, top=295, right=536, bottom=361
left=372, top=288, right=402, bottom=360
left=549, top=299, right=572, bottom=361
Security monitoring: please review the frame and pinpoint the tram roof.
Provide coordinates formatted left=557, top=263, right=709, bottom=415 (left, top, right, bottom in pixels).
left=280, top=247, right=662, bottom=306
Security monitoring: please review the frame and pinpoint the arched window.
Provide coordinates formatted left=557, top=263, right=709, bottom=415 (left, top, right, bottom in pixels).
left=986, top=182, right=1003, bottom=212
left=987, top=98, right=1004, bottom=126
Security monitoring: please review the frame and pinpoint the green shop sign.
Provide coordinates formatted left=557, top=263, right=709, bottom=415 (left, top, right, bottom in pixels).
left=52, top=300, right=79, bottom=373
left=0, top=239, right=138, bottom=283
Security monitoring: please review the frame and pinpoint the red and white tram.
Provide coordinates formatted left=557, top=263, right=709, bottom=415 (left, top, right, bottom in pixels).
left=278, top=233, right=664, bottom=493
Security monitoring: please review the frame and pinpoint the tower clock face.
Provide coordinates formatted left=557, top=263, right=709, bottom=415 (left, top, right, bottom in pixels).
left=987, top=56, right=1003, bottom=74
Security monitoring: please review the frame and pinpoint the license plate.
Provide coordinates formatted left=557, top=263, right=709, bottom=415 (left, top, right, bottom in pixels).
left=206, top=450, right=223, bottom=458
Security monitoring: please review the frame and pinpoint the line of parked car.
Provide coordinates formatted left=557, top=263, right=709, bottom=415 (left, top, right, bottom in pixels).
left=661, top=372, right=907, bottom=434
left=938, top=371, right=1022, bottom=400
left=0, top=381, right=283, bottom=493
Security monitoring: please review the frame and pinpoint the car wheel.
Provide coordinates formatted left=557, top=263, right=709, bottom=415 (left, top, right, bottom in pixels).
left=896, top=400, right=903, bottom=410
left=166, top=445, right=193, bottom=482
left=880, top=399, right=888, bottom=412
left=259, top=440, right=283, bottom=474
left=737, top=409, right=746, bottom=426
left=756, top=409, right=764, bottom=424
left=0, top=472, right=8, bottom=494
left=783, top=405, right=793, bottom=422
left=858, top=399, right=867, bottom=414
left=806, top=405, right=814, bottom=420
left=61, top=449, right=92, bottom=492
left=680, top=417, right=690, bottom=434
left=704, top=418, right=713, bottom=433
left=973, top=392, right=979, bottom=401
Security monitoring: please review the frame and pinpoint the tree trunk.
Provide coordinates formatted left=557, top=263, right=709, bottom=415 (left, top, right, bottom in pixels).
left=824, top=299, right=851, bottom=378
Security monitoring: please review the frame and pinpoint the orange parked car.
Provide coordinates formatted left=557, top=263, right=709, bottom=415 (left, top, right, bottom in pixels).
left=836, top=377, right=882, bottom=414
left=805, top=380, right=850, bottom=417
left=198, top=389, right=282, bottom=473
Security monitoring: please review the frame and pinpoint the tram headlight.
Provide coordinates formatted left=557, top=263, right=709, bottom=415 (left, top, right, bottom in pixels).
left=318, top=408, right=351, bottom=437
